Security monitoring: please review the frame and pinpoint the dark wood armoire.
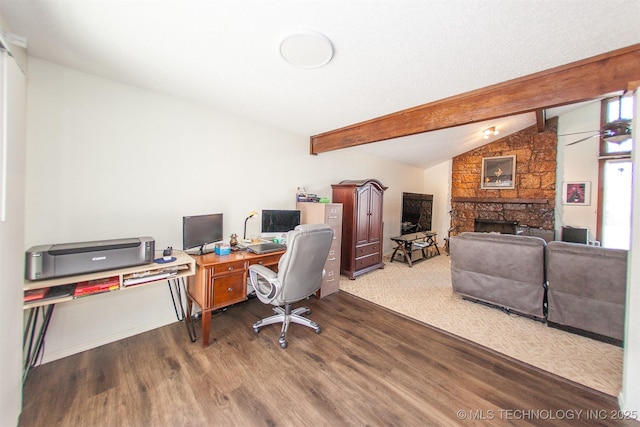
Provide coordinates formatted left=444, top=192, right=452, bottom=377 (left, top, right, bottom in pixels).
left=331, top=179, right=387, bottom=279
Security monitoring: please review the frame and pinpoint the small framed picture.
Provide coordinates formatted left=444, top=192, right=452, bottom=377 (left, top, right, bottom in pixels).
left=481, top=155, right=516, bottom=189
left=563, top=181, right=591, bottom=205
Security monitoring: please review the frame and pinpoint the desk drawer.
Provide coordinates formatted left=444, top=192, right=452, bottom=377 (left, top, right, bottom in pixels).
left=210, top=273, right=246, bottom=308
left=356, top=243, right=380, bottom=258
left=211, top=260, right=246, bottom=277
left=248, top=253, right=281, bottom=269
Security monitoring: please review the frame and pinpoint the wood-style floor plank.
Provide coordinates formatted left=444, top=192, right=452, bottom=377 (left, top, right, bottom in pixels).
left=20, top=292, right=638, bottom=427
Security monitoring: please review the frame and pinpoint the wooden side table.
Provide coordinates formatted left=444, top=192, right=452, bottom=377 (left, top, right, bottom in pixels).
left=390, top=231, right=440, bottom=267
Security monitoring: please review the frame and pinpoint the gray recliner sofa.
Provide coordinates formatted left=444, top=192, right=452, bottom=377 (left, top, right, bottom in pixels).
left=450, top=232, right=547, bottom=320
left=546, top=241, right=627, bottom=344
left=450, top=232, right=628, bottom=344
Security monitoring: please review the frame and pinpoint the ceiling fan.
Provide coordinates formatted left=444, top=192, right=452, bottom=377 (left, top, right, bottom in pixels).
left=561, top=119, right=632, bottom=146
left=560, top=92, right=633, bottom=147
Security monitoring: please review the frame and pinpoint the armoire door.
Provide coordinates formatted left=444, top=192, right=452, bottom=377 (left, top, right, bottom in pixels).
left=367, top=184, right=384, bottom=244
left=355, top=184, right=372, bottom=246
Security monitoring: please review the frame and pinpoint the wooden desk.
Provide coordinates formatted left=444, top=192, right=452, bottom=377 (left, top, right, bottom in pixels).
left=187, top=249, right=285, bottom=347
left=23, top=251, right=196, bottom=380
left=390, top=231, right=440, bottom=267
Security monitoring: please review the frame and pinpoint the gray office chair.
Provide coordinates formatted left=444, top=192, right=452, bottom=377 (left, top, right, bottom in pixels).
left=249, top=223, right=334, bottom=348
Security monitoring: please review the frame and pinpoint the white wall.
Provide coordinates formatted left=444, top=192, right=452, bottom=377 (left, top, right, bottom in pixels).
left=0, top=34, right=27, bottom=427
left=25, top=59, right=425, bottom=363
left=555, top=101, right=601, bottom=241
left=423, top=159, right=452, bottom=242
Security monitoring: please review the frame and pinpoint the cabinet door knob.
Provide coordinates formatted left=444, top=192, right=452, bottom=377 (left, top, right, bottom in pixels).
left=227, top=266, right=233, bottom=271
left=227, top=287, right=233, bottom=292
left=258, top=261, right=264, bottom=265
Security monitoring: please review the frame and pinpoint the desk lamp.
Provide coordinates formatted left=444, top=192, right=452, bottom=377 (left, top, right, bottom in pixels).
left=244, top=211, right=258, bottom=240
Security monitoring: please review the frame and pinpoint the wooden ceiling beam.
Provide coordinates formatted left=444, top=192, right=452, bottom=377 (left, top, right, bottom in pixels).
left=310, top=43, right=640, bottom=154
left=535, top=109, right=545, bottom=133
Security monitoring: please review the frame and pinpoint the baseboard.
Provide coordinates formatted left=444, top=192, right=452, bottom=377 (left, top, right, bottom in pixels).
left=618, top=391, right=625, bottom=411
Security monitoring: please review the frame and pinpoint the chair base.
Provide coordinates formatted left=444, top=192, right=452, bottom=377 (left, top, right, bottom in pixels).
left=253, top=304, right=321, bottom=348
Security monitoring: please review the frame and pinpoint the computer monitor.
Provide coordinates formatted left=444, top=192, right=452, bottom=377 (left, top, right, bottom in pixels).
left=261, top=209, right=301, bottom=238
left=182, top=213, right=223, bottom=254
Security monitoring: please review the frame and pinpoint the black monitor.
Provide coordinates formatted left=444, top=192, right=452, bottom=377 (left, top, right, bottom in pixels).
left=561, top=226, right=589, bottom=244
left=261, top=210, right=301, bottom=235
left=182, top=213, right=223, bottom=253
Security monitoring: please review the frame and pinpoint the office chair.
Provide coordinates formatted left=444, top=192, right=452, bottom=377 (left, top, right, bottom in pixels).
left=249, top=223, right=334, bottom=348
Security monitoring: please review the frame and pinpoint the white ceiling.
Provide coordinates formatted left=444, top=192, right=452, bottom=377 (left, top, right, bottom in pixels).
left=1, top=0, right=639, bottom=169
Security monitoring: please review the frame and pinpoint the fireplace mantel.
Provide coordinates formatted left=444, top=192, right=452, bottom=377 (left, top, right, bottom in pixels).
left=452, top=197, right=548, bottom=204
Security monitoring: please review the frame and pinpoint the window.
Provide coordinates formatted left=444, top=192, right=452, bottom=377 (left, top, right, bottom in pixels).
left=598, top=95, right=634, bottom=249
left=602, top=96, right=633, bottom=154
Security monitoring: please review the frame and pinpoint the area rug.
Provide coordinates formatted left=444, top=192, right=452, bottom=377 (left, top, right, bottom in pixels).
left=339, top=253, right=623, bottom=397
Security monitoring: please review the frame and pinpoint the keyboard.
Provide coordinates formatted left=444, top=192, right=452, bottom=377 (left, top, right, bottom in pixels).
left=246, top=242, right=287, bottom=254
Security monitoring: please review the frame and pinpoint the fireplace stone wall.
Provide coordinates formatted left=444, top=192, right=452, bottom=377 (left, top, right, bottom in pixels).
left=451, top=117, right=557, bottom=234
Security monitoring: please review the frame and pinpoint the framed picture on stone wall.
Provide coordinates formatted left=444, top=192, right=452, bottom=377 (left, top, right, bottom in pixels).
left=481, top=155, right=516, bottom=189
left=562, top=181, right=591, bottom=205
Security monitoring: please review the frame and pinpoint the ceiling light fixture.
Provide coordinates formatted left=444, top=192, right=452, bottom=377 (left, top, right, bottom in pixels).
left=483, top=127, right=499, bottom=139
left=279, top=30, right=334, bottom=69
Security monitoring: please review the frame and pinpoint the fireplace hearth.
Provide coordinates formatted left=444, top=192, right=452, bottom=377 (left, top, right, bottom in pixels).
left=474, top=219, right=518, bottom=234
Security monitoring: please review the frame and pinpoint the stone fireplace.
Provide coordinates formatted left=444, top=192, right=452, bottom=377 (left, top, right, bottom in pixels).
left=450, top=118, right=557, bottom=236
left=474, top=218, right=518, bottom=234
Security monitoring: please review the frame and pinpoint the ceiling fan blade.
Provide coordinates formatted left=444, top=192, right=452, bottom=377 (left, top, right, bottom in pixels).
left=603, top=119, right=632, bottom=143
left=566, top=134, right=600, bottom=146
left=558, top=130, right=600, bottom=137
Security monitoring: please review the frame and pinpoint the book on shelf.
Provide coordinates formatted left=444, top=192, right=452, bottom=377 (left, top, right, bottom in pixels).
left=74, top=276, right=120, bottom=297
left=24, top=284, right=76, bottom=304
left=24, top=287, right=50, bottom=302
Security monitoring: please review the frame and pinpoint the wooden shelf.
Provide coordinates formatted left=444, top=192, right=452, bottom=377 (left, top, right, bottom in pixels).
left=23, top=251, right=196, bottom=309
left=452, top=197, right=548, bottom=204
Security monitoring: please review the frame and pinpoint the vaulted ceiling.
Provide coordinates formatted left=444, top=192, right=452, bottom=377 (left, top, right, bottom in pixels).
left=1, top=1, right=639, bottom=168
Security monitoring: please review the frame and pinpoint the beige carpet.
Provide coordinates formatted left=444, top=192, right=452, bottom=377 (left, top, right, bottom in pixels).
left=339, top=252, right=623, bottom=397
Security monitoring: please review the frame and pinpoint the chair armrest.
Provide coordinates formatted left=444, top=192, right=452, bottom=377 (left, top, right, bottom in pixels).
left=249, top=264, right=280, bottom=303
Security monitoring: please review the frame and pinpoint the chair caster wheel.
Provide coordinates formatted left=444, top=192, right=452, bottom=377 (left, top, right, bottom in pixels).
left=279, top=339, right=288, bottom=349
left=253, top=327, right=260, bottom=334
left=315, top=327, right=321, bottom=334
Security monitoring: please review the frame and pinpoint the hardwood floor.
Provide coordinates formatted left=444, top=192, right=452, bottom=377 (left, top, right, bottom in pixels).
left=20, top=292, right=638, bottom=426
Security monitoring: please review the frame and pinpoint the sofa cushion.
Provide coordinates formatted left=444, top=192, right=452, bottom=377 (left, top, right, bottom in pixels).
left=450, top=232, right=547, bottom=319
left=546, top=241, right=627, bottom=342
